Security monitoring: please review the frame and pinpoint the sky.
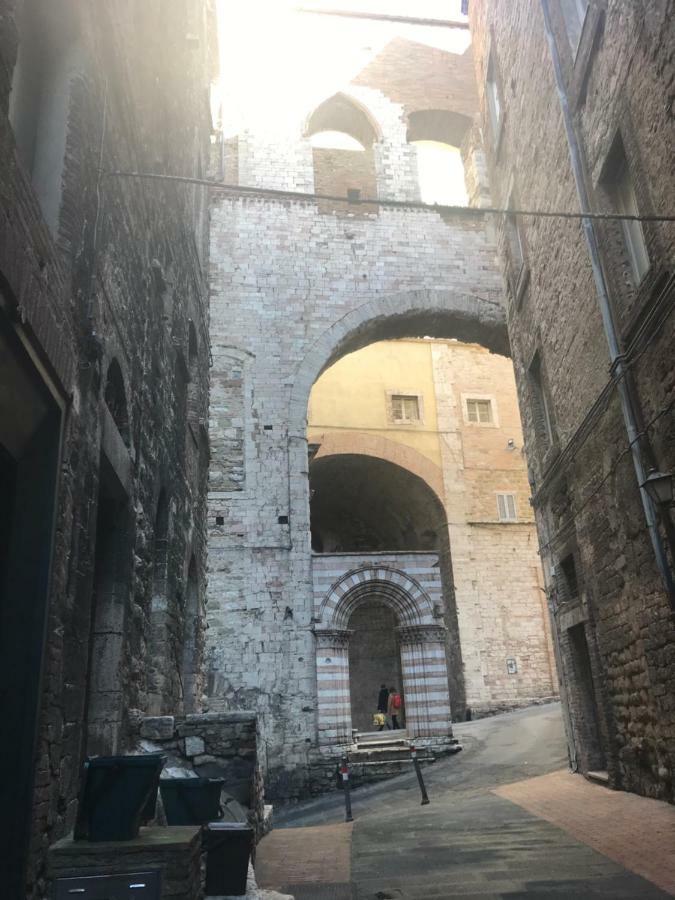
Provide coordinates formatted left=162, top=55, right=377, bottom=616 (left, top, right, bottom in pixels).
left=216, top=0, right=470, bottom=132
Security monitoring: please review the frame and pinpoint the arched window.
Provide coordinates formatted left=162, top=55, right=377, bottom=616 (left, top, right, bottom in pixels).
left=407, top=110, right=472, bottom=206
left=305, top=93, right=380, bottom=213
left=104, top=359, right=130, bottom=447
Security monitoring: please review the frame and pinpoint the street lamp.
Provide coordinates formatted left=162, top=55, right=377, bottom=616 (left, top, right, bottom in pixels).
left=641, top=468, right=675, bottom=507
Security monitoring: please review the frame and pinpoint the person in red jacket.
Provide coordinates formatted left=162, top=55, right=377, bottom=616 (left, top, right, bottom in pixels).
left=387, top=686, right=402, bottom=729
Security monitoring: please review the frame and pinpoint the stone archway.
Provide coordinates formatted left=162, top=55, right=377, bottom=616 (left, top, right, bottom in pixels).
left=314, top=564, right=451, bottom=745
left=289, top=288, right=508, bottom=440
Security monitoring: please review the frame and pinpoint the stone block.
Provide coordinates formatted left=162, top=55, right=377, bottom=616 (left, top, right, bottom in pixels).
left=184, top=735, right=205, bottom=757
left=140, top=716, right=175, bottom=740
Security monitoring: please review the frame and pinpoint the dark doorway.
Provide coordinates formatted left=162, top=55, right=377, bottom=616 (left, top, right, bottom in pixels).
left=567, top=623, right=606, bottom=771
left=85, top=455, right=130, bottom=756
left=348, top=601, right=403, bottom=732
left=181, top=557, right=201, bottom=713
left=0, top=310, right=62, bottom=896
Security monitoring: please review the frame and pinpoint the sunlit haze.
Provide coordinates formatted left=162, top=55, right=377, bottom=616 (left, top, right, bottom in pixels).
left=216, top=0, right=470, bottom=134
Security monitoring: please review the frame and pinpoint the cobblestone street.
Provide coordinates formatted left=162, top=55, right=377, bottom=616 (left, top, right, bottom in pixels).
left=257, top=704, right=675, bottom=898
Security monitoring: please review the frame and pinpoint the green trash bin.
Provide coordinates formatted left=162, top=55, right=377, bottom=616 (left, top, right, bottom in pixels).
left=159, top=777, right=225, bottom=825
left=74, top=754, right=166, bottom=842
left=204, top=821, right=254, bottom=896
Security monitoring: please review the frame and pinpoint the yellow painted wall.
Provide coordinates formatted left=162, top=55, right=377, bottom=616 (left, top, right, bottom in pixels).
left=307, top=338, right=557, bottom=709
left=307, top=339, right=442, bottom=468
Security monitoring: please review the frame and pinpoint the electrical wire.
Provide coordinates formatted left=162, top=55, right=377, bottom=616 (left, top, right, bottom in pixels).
left=102, top=170, right=675, bottom=224
left=293, top=7, right=470, bottom=29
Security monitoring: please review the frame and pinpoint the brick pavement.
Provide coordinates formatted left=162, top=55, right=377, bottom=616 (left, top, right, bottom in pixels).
left=256, top=822, right=353, bottom=893
left=495, top=770, right=675, bottom=896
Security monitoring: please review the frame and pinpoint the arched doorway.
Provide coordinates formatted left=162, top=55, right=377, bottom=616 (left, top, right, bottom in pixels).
left=314, top=564, right=451, bottom=745
left=347, top=601, right=403, bottom=732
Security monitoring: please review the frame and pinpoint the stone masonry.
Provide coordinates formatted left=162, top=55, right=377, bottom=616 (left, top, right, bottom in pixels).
left=0, top=2, right=216, bottom=895
left=206, top=28, right=511, bottom=800
left=470, top=0, right=675, bottom=801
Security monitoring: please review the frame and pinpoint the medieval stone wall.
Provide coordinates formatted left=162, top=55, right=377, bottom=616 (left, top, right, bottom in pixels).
left=206, top=36, right=507, bottom=799
left=0, top=1, right=215, bottom=894
left=470, top=0, right=675, bottom=800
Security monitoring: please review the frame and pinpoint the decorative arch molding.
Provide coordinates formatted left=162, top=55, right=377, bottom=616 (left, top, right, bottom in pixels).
left=312, top=431, right=445, bottom=509
left=318, top=564, right=436, bottom=630
left=289, top=288, right=508, bottom=437
left=406, top=109, right=473, bottom=148
left=313, top=563, right=451, bottom=745
left=304, top=91, right=382, bottom=146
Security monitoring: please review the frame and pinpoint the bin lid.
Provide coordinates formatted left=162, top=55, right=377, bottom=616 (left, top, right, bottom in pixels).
left=207, top=822, right=253, bottom=831
left=86, top=754, right=167, bottom=768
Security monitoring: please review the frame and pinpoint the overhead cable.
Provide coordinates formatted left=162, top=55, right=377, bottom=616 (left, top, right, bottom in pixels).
left=103, top=171, right=675, bottom=223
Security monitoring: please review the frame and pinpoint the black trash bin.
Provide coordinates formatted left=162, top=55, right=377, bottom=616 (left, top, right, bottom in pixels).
left=204, top=822, right=254, bottom=897
left=74, top=754, right=167, bottom=842
left=159, top=777, right=225, bottom=825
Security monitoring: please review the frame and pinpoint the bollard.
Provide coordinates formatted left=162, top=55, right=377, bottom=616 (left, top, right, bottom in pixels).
left=411, top=745, right=430, bottom=805
left=339, top=755, right=354, bottom=822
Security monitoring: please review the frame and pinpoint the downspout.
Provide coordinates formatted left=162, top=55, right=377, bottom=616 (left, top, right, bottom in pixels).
left=540, top=0, right=675, bottom=601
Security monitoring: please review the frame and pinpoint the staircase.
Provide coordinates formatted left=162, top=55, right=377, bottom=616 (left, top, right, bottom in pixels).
left=344, top=730, right=437, bottom=786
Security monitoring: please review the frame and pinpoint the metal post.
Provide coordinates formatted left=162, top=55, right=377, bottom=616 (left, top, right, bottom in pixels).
left=340, top=756, right=353, bottom=822
left=411, top=746, right=430, bottom=805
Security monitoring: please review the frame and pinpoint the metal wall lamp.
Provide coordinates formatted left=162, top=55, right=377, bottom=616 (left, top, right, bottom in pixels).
left=641, top=468, right=675, bottom=507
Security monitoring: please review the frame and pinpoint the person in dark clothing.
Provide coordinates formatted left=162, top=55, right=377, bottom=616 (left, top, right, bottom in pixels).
left=377, top=684, right=391, bottom=729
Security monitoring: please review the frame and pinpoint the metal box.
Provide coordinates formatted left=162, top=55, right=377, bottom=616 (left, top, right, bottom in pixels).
left=53, top=871, right=160, bottom=899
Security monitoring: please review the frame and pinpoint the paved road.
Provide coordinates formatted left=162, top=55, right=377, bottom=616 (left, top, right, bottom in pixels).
left=271, top=703, right=671, bottom=898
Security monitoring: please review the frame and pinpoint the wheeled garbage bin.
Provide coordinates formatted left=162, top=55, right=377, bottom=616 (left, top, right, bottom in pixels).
left=203, top=821, right=254, bottom=897
left=74, top=754, right=167, bottom=842
left=159, top=777, right=225, bottom=825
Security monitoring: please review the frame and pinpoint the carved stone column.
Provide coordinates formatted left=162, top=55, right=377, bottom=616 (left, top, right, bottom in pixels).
left=314, top=628, right=353, bottom=746
left=397, top=624, right=451, bottom=738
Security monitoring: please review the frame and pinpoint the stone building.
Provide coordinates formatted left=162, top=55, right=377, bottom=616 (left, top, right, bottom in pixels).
left=469, top=1, right=675, bottom=800
left=307, top=338, right=556, bottom=739
left=0, top=1, right=216, bottom=895
left=206, top=6, right=556, bottom=797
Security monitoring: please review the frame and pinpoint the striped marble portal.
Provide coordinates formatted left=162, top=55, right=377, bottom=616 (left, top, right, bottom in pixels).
left=312, top=555, right=452, bottom=745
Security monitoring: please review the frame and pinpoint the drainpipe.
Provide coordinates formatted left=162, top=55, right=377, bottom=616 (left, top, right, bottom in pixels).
left=540, top=0, right=675, bottom=601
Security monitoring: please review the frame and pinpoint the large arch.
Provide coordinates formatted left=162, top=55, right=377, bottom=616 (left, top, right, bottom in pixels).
left=289, top=288, right=509, bottom=437
left=312, top=431, right=445, bottom=508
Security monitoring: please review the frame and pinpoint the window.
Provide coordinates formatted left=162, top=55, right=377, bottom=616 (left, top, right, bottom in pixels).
left=528, top=353, right=554, bottom=449
left=497, top=493, right=517, bottom=522
left=486, top=52, right=502, bottom=145
left=556, top=552, right=580, bottom=602
left=8, top=0, right=78, bottom=232
left=466, top=398, right=493, bottom=424
left=391, top=394, right=420, bottom=423
left=603, top=137, right=650, bottom=286
left=559, top=0, right=589, bottom=55
left=505, top=189, right=527, bottom=294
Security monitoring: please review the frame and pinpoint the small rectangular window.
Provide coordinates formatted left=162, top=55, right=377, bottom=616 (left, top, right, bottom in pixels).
left=559, top=0, right=589, bottom=54
left=466, top=398, right=493, bottom=424
left=603, top=137, right=650, bottom=286
left=505, top=189, right=526, bottom=292
left=486, top=52, right=502, bottom=144
left=497, top=493, right=517, bottom=522
left=528, top=354, right=554, bottom=448
left=391, top=394, right=420, bottom=423
left=557, top=552, right=580, bottom=602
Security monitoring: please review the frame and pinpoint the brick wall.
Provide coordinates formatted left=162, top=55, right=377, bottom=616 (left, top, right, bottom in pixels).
left=0, top=1, right=215, bottom=894
left=470, top=0, right=675, bottom=800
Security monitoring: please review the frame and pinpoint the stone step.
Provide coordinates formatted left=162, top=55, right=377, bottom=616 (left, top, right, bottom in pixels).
left=349, top=747, right=434, bottom=763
